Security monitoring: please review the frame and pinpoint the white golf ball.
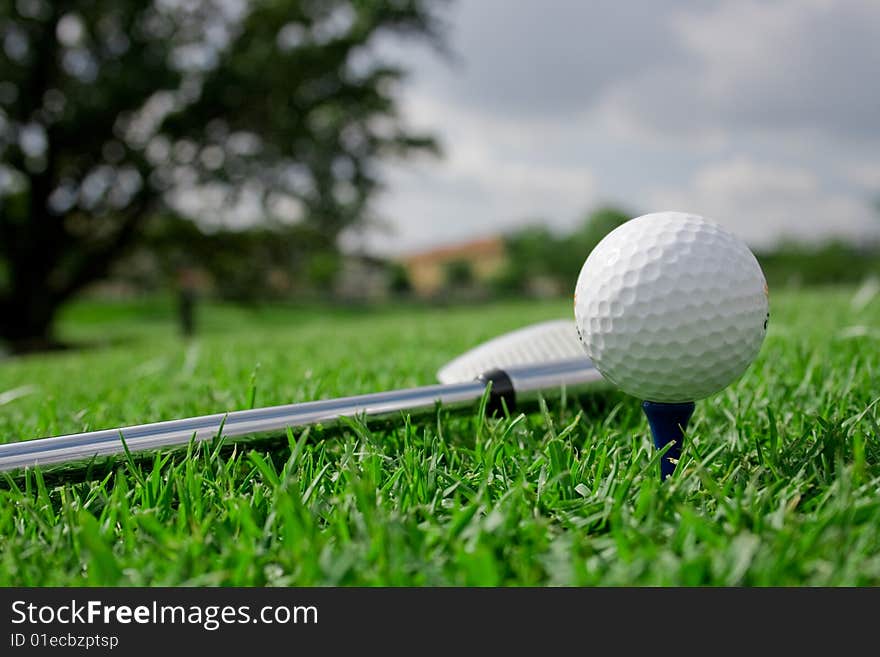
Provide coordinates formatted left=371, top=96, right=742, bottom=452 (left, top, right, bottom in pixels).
left=573, top=211, right=769, bottom=402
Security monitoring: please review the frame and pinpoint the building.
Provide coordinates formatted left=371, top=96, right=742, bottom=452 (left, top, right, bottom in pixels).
left=401, top=236, right=507, bottom=297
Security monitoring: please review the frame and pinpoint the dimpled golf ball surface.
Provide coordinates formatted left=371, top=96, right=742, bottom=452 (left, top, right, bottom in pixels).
left=574, top=212, right=769, bottom=402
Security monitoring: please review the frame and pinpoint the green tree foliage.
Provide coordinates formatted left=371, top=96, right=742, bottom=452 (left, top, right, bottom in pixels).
left=497, top=206, right=880, bottom=295
left=570, top=206, right=629, bottom=254
left=136, top=214, right=336, bottom=302
left=498, top=206, right=630, bottom=295
left=387, top=261, right=411, bottom=295
left=0, top=0, right=444, bottom=349
left=756, top=241, right=880, bottom=288
left=444, top=258, right=474, bottom=289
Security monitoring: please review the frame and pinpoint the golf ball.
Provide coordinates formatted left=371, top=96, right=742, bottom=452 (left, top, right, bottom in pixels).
left=573, top=211, right=769, bottom=402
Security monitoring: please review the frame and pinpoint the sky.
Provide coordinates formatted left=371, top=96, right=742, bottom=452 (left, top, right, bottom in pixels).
left=350, top=0, right=880, bottom=255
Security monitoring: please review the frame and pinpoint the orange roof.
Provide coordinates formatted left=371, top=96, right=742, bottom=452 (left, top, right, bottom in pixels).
left=402, top=236, right=505, bottom=266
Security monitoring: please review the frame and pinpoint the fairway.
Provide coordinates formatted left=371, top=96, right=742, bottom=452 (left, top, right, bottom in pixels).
left=1, top=288, right=878, bottom=585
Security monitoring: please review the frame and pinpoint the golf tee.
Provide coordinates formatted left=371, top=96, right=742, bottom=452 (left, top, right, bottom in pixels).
left=642, top=400, right=696, bottom=480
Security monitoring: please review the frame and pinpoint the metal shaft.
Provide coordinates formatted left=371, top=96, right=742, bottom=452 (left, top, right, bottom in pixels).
left=0, top=359, right=601, bottom=474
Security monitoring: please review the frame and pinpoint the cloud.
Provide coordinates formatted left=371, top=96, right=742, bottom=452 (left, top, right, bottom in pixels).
left=364, top=0, right=880, bottom=253
left=365, top=93, right=598, bottom=254
left=599, top=0, right=880, bottom=143
left=422, top=0, right=691, bottom=119
left=648, top=157, right=880, bottom=247
left=846, top=162, right=880, bottom=191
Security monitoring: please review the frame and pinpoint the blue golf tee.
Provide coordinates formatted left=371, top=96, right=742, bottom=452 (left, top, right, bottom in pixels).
left=642, top=401, right=696, bottom=480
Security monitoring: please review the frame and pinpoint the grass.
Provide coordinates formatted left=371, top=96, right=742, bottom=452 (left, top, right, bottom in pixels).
left=0, top=288, right=878, bottom=586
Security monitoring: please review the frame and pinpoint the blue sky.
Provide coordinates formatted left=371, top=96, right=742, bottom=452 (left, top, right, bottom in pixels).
left=348, top=0, right=880, bottom=254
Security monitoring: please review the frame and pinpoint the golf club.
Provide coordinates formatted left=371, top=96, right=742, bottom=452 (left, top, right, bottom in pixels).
left=0, top=320, right=604, bottom=475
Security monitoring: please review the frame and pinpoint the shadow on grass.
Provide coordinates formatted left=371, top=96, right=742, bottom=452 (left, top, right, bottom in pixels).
left=1, top=333, right=146, bottom=361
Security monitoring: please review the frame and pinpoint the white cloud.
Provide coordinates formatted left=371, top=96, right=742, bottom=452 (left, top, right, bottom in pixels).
left=361, top=0, right=880, bottom=254
left=601, top=0, right=880, bottom=143
left=648, top=157, right=880, bottom=247
left=846, top=163, right=880, bottom=191
left=380, top=0, right=690, bottom=119
left=367, top=92, right=598, bottom=254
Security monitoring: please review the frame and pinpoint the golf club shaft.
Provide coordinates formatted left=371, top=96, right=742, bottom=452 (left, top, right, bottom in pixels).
left=0, top=359, right=601, bottom=474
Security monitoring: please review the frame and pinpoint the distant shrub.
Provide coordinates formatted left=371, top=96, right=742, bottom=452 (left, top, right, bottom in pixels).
left=756, top=242, right=880, bottom=288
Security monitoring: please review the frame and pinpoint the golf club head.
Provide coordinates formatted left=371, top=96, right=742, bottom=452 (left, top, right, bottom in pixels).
left=437, top=319, right=594, bottom=383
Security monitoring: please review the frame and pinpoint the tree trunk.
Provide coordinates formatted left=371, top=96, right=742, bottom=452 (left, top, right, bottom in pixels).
left=0, top=288, right=61, bottom=353
left=0, top=195, right=153, bottom=353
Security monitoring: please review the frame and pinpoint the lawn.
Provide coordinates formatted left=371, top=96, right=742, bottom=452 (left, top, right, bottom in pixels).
left=0, top=288, right=878, bottom=585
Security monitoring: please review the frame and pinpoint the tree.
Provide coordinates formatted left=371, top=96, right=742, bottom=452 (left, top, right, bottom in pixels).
left=573, top=206, right=631, bottom=253
left=387, top=261, right=411, bottom=296
left=444, top=258, right=474, bottom=290
left=500, top=206, right=632, bottom=294
left=558, top=205, right=630, bottom=280
left=500, top=224, right=558, bottom=290
left=0, top=0, right=444, bottom=350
